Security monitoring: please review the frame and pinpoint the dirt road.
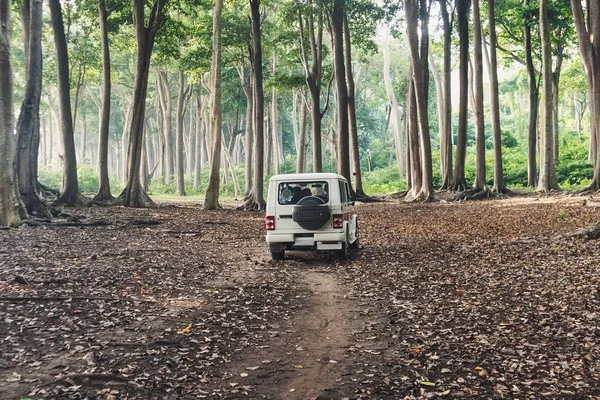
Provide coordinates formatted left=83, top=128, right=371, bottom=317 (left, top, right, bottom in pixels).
left=2, top=196, right=600, bottom=399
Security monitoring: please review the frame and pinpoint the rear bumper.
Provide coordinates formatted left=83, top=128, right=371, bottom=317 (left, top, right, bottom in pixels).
left=266, top=231, right=346, bottom=249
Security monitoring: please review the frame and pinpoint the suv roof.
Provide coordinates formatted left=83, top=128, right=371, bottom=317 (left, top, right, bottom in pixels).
left=269, top=172, right=347, bottom=182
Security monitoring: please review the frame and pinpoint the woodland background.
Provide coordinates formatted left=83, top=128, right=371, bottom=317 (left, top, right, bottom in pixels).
left=1, top=0, right=599, bottom=223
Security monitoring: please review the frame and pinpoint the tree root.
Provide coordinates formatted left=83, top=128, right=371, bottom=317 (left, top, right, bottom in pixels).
left=238, top=194, right=266, bottom=211
left=568, top=221, right=600, bottom=240
left=449, top=179, right=468, bottom=192
left=18, top=219, right=110, bottom=228
left=455, top=188, right=501, bottom=201
left=0, top=296, right=156, bottom=303
left=114, top=190, right=157, bottom=208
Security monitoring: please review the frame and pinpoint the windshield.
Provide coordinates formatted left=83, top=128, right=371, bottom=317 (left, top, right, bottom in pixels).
left=278, top=181, right=329, bottom=205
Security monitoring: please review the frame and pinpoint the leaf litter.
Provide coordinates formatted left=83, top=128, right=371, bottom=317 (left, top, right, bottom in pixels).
left=0, top=196, right=599, bottom=398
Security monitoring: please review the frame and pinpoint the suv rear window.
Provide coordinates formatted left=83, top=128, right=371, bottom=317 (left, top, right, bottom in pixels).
left=278, top=181, right=329, bottom=205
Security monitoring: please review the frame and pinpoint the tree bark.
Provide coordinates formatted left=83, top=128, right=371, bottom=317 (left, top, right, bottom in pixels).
left=118, top=0, right=165, bottom=208
left=49, top=0, right=81, bottom=206
left=203, top=0, right=223, bottom=210
left=243, top=0, right=266, bottom=210
left=193, top=94, right=204, bottom=191
left=156, top=70, right=173, bottom=184
left=176, top=71, right=190, bottom=196
left=239, top=66, right=253, bottom=196
left=570, top=0, right=600, bottom=190
left=16, top=0, right=45, bottom=216
left=298, top=0, right=325, bottom=172
left=331, top=0, right=352, bottom=194
left=406, top=65, right=421, bottom=198
left=343, top=13, right=364, bottom=198
left=472, top=0, right=486, bottom=191
left=452, top=0, right=469, bottom=191
left=536, top=0, right=559, bottom=192
left=0, top=0, right=25, bottom=226
left=439, top=0, right=453, bottom=189
left=524, top=0, right=539, bottom=187
left=487, top=0, right=506, bottom=193
left=405, top=0, right=434, bottom=201
left=270, top=55, right=280, bottom=176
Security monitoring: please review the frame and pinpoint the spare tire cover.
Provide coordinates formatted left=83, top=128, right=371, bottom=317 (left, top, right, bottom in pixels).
left=292, top=196, right=331, bottom=230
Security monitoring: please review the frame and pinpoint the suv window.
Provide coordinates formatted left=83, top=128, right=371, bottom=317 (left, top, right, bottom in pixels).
left=339, top=181, right=348, bottom=204
left=278, top=181, right=329, bottom=205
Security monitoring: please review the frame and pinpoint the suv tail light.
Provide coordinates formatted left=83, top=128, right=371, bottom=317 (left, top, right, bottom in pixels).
left=332, top=214, right=344, bottom=229
left=265, top=216, right=275, bottom=230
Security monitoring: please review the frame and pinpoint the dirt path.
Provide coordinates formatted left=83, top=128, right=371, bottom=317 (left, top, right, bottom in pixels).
left=211, top=264, right=359, bottom=399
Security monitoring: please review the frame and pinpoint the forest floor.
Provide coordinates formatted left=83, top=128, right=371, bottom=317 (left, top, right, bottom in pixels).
left=1, top=193, right=600, bottom=399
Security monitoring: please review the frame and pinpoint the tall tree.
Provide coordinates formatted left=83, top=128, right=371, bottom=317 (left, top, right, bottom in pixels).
left=16, top=0, right=45, bottom=216
left=343, top=13, right=365, bottom=198
left=243, top=0, right=266, bottom=210
left=487, top=0, right=507, bottom=193
left=438, top=0, right=453, bottom=189
left=570, top=0, right=600, bottom=190
left=471, top=0, right=485, bottom=192
left=536, top=0, right=559, bottom=191
left=176, top=71, right=191, bottom=196
left=93, top=0, right=113, bottom=202
left=203, top=0, right=223, bottom=210
left=0, top=0, right=25, bottom=226
left=119, top=0, right=167, bottom=207
left=405, top=0, right=434, bottom=200
left=297, top=0, right=327, bottom=172
left=49, top=0, right=81, bottom=205
left=451, top=0, right=469, bottom=191
left=331, top=0, right=352, bottom=193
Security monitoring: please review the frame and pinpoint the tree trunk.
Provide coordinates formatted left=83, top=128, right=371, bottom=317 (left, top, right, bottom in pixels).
left=118, top=0, right=165, bottom=207
left=536, top=0, right=559, bottom=192
left=176, top=71, right=189, bottom=196
left=331, top=0, right=352, bottom=194
left=570, top=0, right=600, bottom=190
left=407, top=67, right=421, bottom=198
left=298, top=0, right=325, bottom=172
left=452, top=0, right=469, bottom=191
left=487, top=0, right=506, bottom=193
left=0, top=0, right=25, bottom=226
left=16, top=0, right=45, bottom=216
left=203, top=0, right=223, bottom=210
left=525, top=0, right=539, bottom=187
left=295, top=91, right=308, bottom=173
left=271, top=54, right=280, bottom=176
left=193, top=94, right=204, bottom=191
left=243, top=0, right=266, bottom=210
left=439, top=0, right=453, bottom=189
left=241, top=68, right=253, bottom=196
left=343, top=13, right=364, bottom=197
left=49, top=0, right=80, bottom=205
left=472, top=0, right=486, bottom=191
left=157, top=70, right=173, bottom=184
left=405, top=0, right=434, bottom=200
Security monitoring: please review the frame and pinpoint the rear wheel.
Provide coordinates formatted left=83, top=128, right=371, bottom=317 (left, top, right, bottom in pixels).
left=270, top=244, right=285, bottom=260
left=337, top=240, right=349, bottom=259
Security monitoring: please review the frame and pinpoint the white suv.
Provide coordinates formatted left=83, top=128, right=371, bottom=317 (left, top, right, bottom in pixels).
left=265, top=173, right=359, bottom=260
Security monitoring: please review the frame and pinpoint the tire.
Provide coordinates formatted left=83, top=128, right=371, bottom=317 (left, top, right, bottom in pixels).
left=292, top=196, right=331, bottom=230
left=269, top=244, right=285, bottom=260
left=271, top=250, right=285, bottom=261
left=337, top=239, right=349, bottom=259
left=350, top=220, right=359, bottom=249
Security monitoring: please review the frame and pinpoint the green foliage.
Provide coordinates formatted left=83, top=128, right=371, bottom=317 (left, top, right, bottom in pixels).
left=38, top=165, right=123, bottom=194
left=362, top=166, right=405, bottom=194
